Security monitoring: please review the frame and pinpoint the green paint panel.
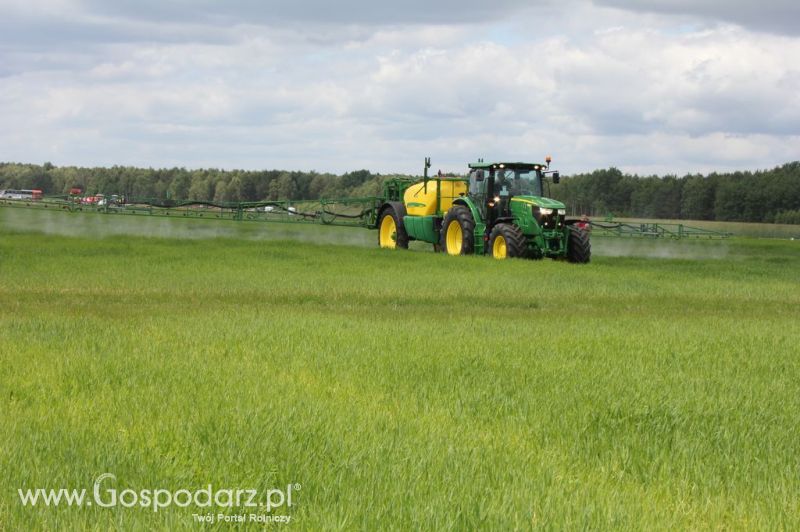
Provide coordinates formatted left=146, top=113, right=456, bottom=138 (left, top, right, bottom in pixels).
left=511, top=196, right=566, bottom=209
left=403, top=215, right=440, bottom=244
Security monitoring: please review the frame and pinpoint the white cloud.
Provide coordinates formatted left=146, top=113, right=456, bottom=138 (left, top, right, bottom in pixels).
left=594, top=0, right=800, bottom=36
left=0, top=1, right=798, bottom=175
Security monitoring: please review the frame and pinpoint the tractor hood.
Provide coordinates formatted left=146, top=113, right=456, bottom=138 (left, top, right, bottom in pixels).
left=510, top=196, right=566, bottom=210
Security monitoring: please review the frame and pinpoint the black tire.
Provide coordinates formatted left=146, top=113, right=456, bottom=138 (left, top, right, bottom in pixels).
left=377, top=202, right=409, bottom=249
left=440, top=205, right=475, bottom=256
left=488, top=223, right=527, bottom=259
left=567, top=227, right=591, bottom=263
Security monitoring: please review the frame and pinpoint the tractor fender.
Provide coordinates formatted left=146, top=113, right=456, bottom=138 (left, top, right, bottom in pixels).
left=490, top=216, right=514, bottom=231
left=452, top=197, right=482, bottom=225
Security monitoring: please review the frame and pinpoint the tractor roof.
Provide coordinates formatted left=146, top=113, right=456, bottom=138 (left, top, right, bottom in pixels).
left=468, top=161, right=548, bottom=171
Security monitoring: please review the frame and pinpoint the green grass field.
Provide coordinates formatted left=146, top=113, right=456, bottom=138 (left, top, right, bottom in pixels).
left=1, top=208, right=799, bottom=530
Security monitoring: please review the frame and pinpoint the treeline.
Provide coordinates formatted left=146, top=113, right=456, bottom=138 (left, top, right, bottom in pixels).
left=551, top=162, right=800, bottom=224
left=0, top=162, right=411, bottom=203
left=1, top=161, right=799, bottom=224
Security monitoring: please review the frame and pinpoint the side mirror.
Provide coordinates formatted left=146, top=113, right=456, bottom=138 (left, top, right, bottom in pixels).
left=552, top=172, right=560, bottom=184
left=475, top=170, right=485, bottom=182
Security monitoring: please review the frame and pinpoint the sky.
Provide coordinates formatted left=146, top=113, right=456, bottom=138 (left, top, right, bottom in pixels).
left=0, top=0, right=798, bottom=175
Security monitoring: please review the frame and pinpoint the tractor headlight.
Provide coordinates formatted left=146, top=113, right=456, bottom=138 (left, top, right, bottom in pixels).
left=533, top=206, right=565, bottom=230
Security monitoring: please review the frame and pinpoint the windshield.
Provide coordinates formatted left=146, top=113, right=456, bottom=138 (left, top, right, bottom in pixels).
left=492, top=169, right=543, bottom=197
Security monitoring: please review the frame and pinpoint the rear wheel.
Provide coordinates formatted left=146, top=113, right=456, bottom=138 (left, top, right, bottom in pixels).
left=489, top=223, right=526, bottom=259
left=440, top=205, right=475, bottom=256
left=566, top=227, right=591, bottom=263
left=378, top=204, right=409, bottom=249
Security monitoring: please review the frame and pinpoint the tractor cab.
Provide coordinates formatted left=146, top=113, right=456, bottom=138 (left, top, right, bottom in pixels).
left=467, top=161, right=559, bottom=225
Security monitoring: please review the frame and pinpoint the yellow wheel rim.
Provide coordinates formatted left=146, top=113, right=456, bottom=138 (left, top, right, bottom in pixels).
left=446, top=220, right=463, bottom=255
left=379, top=215, right=397, bottom=249
left=492, top=234, right=507, bottom=259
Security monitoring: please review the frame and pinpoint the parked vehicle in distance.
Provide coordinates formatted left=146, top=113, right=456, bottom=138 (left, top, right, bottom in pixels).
left=0, top=189, right=43, bottom=200
left=97, top=194, right=122, bottom=207
left=81, top=194, right=104, bottom=205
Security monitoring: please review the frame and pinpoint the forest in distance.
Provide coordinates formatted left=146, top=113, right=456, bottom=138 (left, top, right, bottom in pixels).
left=1, top=161, right=799, bottom=225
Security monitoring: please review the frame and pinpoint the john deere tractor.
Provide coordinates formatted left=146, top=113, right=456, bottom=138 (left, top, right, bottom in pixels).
left=376, top=157, right=590, bottom=262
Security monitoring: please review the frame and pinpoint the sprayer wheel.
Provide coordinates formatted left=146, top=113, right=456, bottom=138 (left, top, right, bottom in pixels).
left=378, top=203, right=409, bottom=249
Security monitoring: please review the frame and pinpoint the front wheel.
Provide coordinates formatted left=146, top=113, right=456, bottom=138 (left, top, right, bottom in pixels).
left=489, top=223, right=526, bottom=259
left=440, top=205, right=475, bottom=256
left=566, top=227, right=591, bottom=263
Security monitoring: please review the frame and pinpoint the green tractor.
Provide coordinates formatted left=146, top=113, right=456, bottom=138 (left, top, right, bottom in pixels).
left=376, top=157, right=590, bottom=262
